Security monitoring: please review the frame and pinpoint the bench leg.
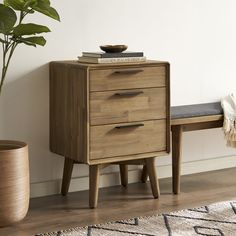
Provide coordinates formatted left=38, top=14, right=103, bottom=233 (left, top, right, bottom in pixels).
left=89, top=165, right=100, bottom=208
left=172, top=125, right=183, bottom=194
left=61, top=157, right=74, bottom=196
left=145, top=157, right=160, bottom=198
left=141, top=165, right=148, bottom=183
left=119, top=164, right=128, bottom=187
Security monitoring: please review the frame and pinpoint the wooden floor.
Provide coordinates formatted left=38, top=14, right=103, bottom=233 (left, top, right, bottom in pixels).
left=1, top=167, right=236, bottom=236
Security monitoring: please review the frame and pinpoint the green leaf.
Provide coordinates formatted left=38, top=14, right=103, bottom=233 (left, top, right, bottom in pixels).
left=17, top=36, right=46, bottom=46
left=4, top=0, right=25, bottom=11
left=38, top=0, right=50, bottom=4
left=20, top=41, right=36, bottom=47
left=0, top=3, right=17, bottom=34
left=4, top=0, right=38, bottom=11
left=23, top=0, right=37, bottom=9
left=32, top=0, right=60, bottom=21
left=13, top=23, right=50, bottom=36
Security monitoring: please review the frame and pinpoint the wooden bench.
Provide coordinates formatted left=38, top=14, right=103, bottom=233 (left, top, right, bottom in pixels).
left=141, top=102, right=224, bottom=193
left=170, top=102, right=223, bottom=193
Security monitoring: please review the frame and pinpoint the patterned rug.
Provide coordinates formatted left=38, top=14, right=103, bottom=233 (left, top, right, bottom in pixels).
left=36, top=200, right=236, bottom=236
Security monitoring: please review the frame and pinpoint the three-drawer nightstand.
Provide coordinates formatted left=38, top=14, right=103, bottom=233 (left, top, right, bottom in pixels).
left=50, top=60, right=170, bottom=208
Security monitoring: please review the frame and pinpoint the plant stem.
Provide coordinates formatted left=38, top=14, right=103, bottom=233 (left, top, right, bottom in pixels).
left=0, top=42, right=17, bottom=96
left=0, top=10, right=26, bottom=96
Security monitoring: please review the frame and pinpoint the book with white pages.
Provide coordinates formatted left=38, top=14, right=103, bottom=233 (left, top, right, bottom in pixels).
left=78, top=56, right=146, bottom=64
left=82, top=51, right=144, bottom=58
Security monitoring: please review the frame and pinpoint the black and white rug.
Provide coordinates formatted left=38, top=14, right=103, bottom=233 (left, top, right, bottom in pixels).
left=37, top=200, right=236, bottom=236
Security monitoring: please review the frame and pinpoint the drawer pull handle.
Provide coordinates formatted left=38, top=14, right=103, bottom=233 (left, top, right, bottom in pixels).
left=115, top=123, right=144, bottom=129
left=114, top=91, right=143, bottom=96
left=113, top=69, right=143, bottom=74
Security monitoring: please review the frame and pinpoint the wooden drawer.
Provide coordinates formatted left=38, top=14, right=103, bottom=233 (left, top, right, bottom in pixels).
left=90, top=66, right=166, bottom=92
left=90, top=87, right=166, bottom=125
left=90, top=120, right=166, bottom=160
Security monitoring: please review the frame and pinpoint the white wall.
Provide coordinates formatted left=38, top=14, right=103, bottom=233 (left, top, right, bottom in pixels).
left=0, top=0, right=236, bottom=197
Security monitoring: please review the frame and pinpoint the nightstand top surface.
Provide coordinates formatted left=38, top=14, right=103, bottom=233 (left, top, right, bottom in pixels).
left=50, top=60, right=169, bottom=69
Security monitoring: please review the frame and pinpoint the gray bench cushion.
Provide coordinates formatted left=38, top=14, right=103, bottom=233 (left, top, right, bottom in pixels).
left=171, top=102, right=223, bottom=119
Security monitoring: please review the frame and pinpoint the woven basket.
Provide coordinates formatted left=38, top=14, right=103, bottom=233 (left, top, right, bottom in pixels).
left=0, top=140, right=29, bottom=227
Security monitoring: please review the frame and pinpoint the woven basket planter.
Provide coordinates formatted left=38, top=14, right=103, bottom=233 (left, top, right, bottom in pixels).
left=0, top=140, right=29, bottom=227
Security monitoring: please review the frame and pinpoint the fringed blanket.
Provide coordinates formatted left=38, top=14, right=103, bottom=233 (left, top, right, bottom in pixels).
left=221, top=94, right=236, bottom=147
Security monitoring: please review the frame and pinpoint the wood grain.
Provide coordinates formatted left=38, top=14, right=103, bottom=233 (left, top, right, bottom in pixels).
left=89, top=151, right=169, bottom=165
left=119, top=164, right=128, bottom=187
left=165, top=63, right=171, bottom=153
left=49, top=60, right=168, bottom=68
left=90, top=120, right=167, bottom=160
left=0, top=140, right=29, bottom=227
left=145, top=157, right=160, bottom=198
left=50, top=61, right=170, bottom=207
left=50, top=61, right=170, bottom=164
left=90, top=87, right=166, bottom=125
left=182, top=120, right=223, bottom=132
left=171, top=125, right=183, bottom=194
left=61, top=158, right=74, bottom=196
left=89, top=66, right=166, bottom=91
left=141, top=165, right=148, bottom=183
left=171, top=116, right=223, bottom=194
left=171, top=114, right=223, bottom=126
left=50, top=63, right=89, bottom=163
left=89, top=165, right=100, bottom=208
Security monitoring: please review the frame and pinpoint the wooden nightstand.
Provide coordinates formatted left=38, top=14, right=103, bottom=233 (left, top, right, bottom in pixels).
left=50, top=60, right=170, bottom=208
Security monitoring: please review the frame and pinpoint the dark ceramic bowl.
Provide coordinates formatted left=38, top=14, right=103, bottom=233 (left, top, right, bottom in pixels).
left=100, top=45, right=128, bottom=53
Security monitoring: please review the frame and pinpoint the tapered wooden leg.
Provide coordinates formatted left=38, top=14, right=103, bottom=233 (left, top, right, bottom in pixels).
left=119, top=164, right=128, bottom=187
left=61, top=157, right=74, bottom=196
left=141, top=165, right=148, bottom=183
left=89, top=165, right=100, bottom=208
left=145, top=157, right=160, bottom=198
left=172, top=125, right=183, bottom=194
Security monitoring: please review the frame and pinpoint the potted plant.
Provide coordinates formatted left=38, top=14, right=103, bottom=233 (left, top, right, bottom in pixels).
left=0, top=0, right=59, bottom=227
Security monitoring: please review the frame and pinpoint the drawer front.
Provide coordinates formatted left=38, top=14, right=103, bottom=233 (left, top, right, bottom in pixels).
left=90, top=87, right=166, bottom=125
left=90, top=66, right=166, bottom=92
left=90, top=120, right=166, bottom=160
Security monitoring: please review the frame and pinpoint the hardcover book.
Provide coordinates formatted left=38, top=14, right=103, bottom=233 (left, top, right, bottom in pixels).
left=82, top=51, right=144, bottom=58
left=78, top=56, right=146, bottom=64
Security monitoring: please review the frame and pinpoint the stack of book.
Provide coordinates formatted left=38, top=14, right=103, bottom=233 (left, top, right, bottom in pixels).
left=78, top=51, right=146, bottom=64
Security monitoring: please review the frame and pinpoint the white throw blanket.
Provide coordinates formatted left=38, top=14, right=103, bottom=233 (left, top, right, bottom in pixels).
left=221, top=94, right=236, bottom=147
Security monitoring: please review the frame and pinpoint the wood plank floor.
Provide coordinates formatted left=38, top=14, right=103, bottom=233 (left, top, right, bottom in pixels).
left=1, top=167, right=236, bottom=236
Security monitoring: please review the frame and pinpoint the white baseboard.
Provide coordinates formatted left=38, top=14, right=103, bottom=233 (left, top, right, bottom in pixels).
left=30, top=155, right=236, bottom=198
